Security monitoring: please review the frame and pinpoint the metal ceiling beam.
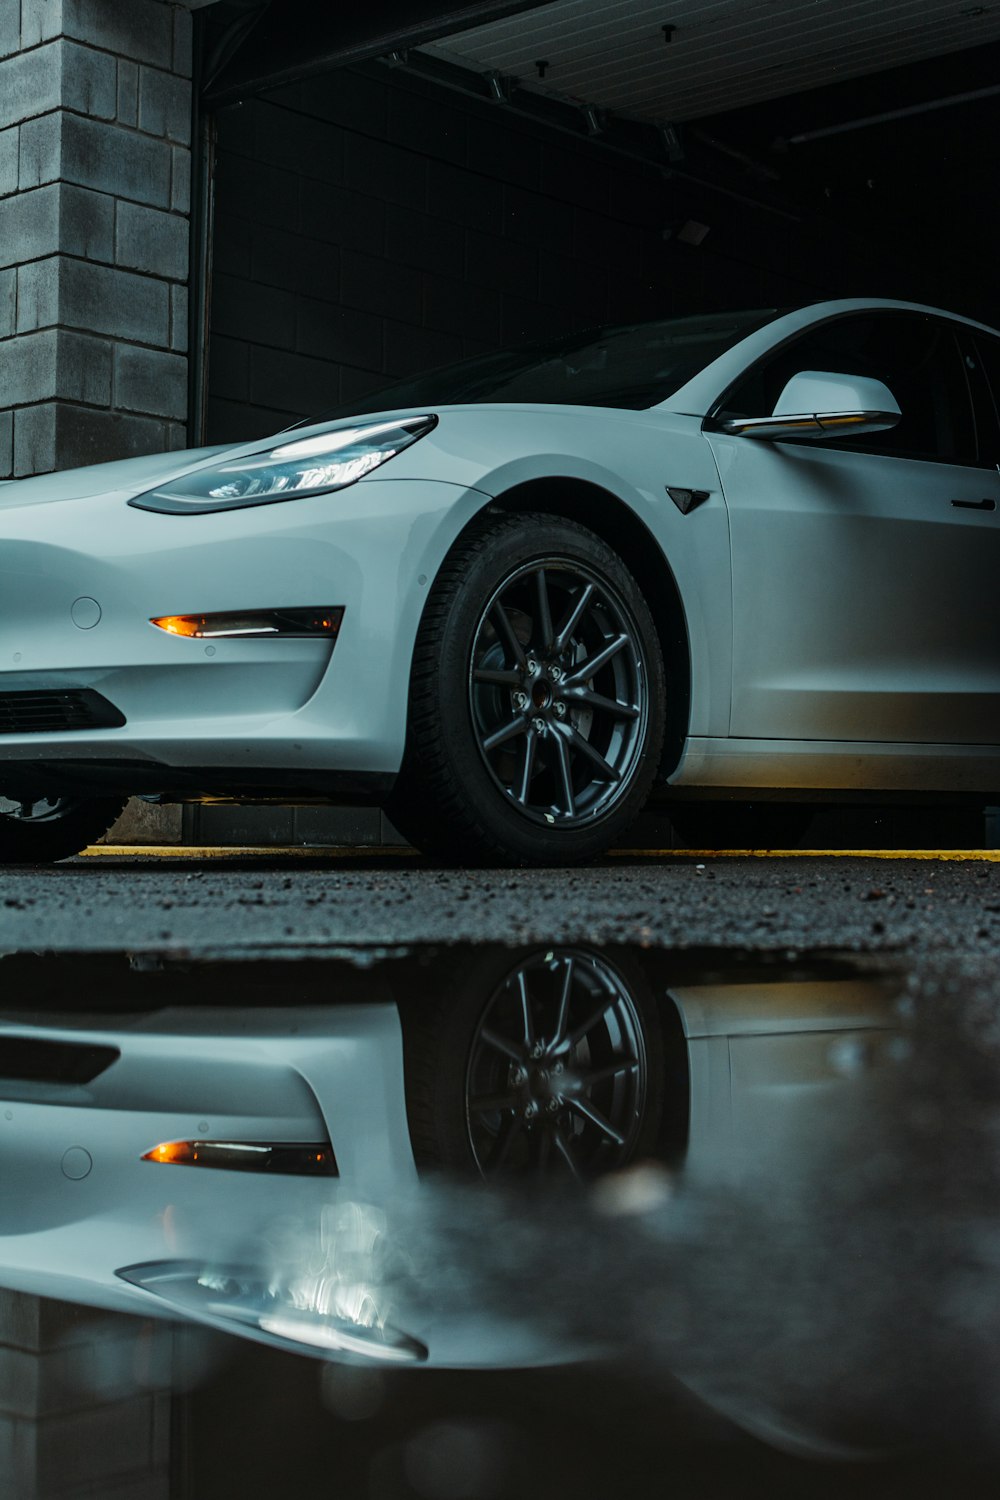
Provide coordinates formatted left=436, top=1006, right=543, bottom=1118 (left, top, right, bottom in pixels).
left=786, top=80, right=1000, bottom=145
left=371, top=49, right=803, bottom=224
left=203, top=0, right=555, bottom=107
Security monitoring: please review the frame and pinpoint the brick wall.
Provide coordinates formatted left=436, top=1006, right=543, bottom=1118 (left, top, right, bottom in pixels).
left=206, top=61, right=881, bottom=444
left=0, top=0, right=193, bottom=479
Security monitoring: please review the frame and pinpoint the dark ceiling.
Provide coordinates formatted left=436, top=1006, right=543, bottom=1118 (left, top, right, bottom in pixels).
left=198, top=2, right=1000, bottom=326
left=695, top=39, right=1000, bottom=324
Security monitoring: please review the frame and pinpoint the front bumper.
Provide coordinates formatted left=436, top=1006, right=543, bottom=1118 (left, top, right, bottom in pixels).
left=0, top=475, right=486, bottom=794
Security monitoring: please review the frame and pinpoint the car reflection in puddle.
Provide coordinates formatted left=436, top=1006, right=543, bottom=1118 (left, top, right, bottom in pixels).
left=0, top=945, right=998, bottom=1495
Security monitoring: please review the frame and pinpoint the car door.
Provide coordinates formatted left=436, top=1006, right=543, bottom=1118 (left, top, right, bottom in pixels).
left=705, top=310, right=1000, bottom=745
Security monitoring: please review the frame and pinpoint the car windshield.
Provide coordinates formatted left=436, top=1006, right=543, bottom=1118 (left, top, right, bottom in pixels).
left=319, top=309, right=779, bottom=418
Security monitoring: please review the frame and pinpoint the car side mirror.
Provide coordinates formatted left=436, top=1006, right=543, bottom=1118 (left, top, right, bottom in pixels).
left=719, top=370, right=902, bottom=441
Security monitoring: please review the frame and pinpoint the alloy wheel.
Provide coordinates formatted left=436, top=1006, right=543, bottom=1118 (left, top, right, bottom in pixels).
left=468, top=559, right=649, bottom=829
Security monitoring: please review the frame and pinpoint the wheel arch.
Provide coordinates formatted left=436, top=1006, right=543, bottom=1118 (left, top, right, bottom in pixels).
left=476, top=477, right=691, bottom=781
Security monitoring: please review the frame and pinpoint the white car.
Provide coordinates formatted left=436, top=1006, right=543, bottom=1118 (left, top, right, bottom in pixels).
left=2, top=296, right=998, bottom=865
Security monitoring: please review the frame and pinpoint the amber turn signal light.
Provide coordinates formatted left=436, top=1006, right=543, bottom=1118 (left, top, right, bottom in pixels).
left=142, top=1139, right=338, bottom=1175
left=151, top=607, right=344, bottom=639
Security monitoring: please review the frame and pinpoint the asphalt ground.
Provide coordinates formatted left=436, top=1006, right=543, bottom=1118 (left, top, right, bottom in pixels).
left=1, top=848, right=1000, bottom=953
left=4, top=849, right=1000, bottom=1500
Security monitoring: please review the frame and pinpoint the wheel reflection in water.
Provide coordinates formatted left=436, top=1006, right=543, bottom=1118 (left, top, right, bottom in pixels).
left=464, top=950, right=649, bottom=1180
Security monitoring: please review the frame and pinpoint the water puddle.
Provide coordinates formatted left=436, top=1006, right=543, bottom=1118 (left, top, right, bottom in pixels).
left=1, top=945, right=998, bottom=1496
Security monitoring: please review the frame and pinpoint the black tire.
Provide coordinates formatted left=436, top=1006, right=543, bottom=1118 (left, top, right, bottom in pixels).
left=668, top=801, right=814, bottom=851
left=398, top=946, right=668, bottom=1182
left=0, top=795, right=127, bottom=864
left=388, top=511, right=666, bottom=865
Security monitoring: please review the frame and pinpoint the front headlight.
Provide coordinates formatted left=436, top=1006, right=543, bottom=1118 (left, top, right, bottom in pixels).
left=128, top=415, right=437, bottom=515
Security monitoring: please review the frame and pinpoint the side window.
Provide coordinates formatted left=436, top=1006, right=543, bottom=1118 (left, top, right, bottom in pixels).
left=969, top=333, right=1000, bottom=464
left=720, top=312, right=978, bottom=465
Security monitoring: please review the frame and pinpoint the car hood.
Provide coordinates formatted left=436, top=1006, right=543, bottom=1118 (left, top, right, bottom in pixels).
left=0, top=402, right=673, bottom=511
left=0, top=407, right=466, bottom=509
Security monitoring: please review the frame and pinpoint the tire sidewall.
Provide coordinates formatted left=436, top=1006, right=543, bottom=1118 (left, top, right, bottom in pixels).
left=416, top=516, right=665, bottom=863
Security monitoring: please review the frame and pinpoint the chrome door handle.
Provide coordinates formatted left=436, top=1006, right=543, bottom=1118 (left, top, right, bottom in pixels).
left=951, top=497, right=997, bottom=510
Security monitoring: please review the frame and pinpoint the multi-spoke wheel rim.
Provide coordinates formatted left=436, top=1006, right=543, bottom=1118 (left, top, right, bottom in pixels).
left=0, top=795, right=81, bottom=824
left=464, top=950, right=648, bottom=1180
left=468, top=558, right=649, bottom=829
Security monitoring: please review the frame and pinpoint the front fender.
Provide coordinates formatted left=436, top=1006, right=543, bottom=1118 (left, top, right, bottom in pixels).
left=370, top=406, right=732, bottom=740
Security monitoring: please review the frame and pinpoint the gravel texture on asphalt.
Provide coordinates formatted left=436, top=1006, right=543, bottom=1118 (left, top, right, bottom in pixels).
left=1, top=854, right=999, bottom=954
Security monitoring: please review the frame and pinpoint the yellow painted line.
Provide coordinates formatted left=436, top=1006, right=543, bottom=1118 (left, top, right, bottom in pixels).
left=82, top=845, right=418, bottom=858
left=613, top=848, right=1000, bottom=860
left=81, top=845, right=1000, bottom=861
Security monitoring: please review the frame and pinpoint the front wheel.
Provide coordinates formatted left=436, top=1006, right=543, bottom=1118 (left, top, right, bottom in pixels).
left=388, top=512, right=666, bottom=865
left=0, top=794, right=127, bottom=863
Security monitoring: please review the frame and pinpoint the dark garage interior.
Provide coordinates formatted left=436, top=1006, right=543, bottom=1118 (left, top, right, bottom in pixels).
left=200, top=2, right=1000, bottom=446
left=179, top=0, right=1000, bottom=848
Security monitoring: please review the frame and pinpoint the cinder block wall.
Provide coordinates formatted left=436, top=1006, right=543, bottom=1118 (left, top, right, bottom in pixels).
left=0, top=0, right=193, bottom=479
left=0, top=1288, right=174, bottom=1497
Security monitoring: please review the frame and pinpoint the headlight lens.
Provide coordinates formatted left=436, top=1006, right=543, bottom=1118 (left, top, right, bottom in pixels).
left=128, top=415, right=436, bottom=515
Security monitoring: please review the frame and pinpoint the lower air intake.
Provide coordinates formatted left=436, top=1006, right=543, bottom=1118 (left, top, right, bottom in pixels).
left=0, top=690, right=126, bottom=734
left=0, top=1036, right=120, bottom=1084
